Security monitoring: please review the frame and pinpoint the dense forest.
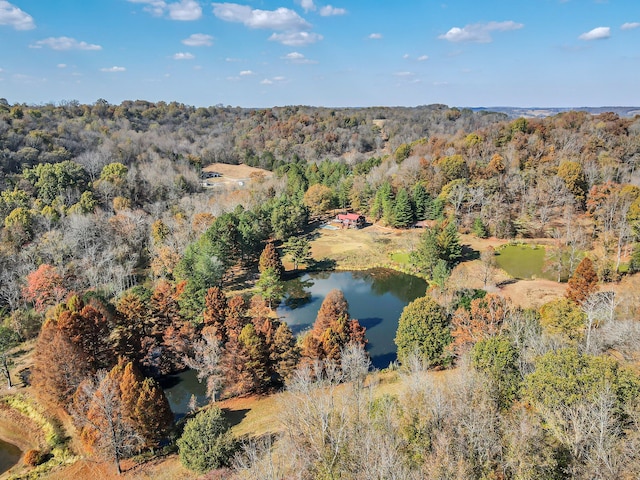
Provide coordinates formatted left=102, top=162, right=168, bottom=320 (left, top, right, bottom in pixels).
left=0, top=98, right=639, bottom=479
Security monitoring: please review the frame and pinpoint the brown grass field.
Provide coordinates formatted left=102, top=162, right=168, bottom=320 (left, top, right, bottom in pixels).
left=201, top=163, right=273, bottom=188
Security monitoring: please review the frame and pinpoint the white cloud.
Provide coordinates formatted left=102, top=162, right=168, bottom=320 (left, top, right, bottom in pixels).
left=182, top=33, right=214, bottom=46
left=225, top=57, right=242, bottom=62
left=269, top=31, right=322, bottom=46
left=239, top=70, right=254, bottom=75
left=319, top=5, right=346, bottom=16
left=168, top=0, right=201, bottom=20
left=101, top=66, right=126, bottom=72
left=621, top=22, right=640, bottom=30
left=172, top=52, right=195, bottom=60
left=57, top=63, right=67, bottom=68
left=128, top=0, right=201, bottom=20
left=261, top=76, right=286, bottom=85
left=283, top=51, right=317, bottom=64
left=212, top=3, right=310, bottom=31
left=0, top=1, right=35, bottom=30
left=273, top=76, right=286, bottom=81
left=260, top=78, right=273, bottom=85
left=403, top=53, right=409, bottom=59
left=417, top=55, right=429, bottom=61
left=128, top=0, right=165, bottom=16
left=30, top=37, right=102, bottom=51
left=368, top=33, right=382, bottom=39
left=439, top=20, right=523, bottom=43
left=394, top=71, right=414, bottom=77
left=578, top=26, right=610, bottom=40
left=299, top=0, right=315, bottom=12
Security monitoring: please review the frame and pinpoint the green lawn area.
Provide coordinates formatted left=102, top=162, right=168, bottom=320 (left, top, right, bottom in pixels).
left=390, top=252, right=411, bottom=264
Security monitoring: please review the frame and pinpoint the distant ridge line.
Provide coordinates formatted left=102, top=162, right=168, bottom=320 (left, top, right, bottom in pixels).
left=468, top=106, right=640, bottom=118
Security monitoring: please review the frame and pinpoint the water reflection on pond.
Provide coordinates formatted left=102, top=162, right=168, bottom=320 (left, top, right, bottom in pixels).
left=278, top=268, right=427, bottom=369
left=162, top=369, right=207, bottom=419
left=0, top=439, right=21, bottom=475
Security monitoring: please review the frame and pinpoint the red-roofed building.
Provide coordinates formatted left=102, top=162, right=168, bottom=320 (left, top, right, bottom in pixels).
left=336, top=213, right=365, bottom=228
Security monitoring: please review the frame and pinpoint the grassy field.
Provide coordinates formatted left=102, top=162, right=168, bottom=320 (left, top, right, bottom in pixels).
left=494, top=244, right=549, bottom=280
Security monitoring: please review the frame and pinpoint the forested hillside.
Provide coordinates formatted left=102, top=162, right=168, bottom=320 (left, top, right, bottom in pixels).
left=0, top=99, right=639, bottom=479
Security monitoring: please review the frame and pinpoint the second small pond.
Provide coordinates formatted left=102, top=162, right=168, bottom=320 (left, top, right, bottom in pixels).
left=494, top=244, right=552, bottom=280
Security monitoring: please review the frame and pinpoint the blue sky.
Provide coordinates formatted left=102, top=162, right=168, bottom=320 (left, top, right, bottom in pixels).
left=1, top=0, right=639, bottom=108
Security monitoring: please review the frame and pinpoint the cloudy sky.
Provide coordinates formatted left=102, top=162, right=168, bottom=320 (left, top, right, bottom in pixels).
left=1, top=0, right=639, bottom=108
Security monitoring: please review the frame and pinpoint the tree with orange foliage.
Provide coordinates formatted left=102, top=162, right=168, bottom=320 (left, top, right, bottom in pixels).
left=224, top=295, right=249, bottom=339
left=300, top=289, right=367, bottom=364
left=566, top=257, right=598, bottom=305
left=73, top=360, right=174, bottom=474
left=31, top=320, right=90, bottom=408
left=73, top=369, right=142, bottom=475
left=203, top=286, right=228, bottom=341
left=53, top=296, right=112, bottom=370
left=22, top=264, right=67, bottom=313
left=451, top=293, right=509, bottom=355
left=258, top=241, right=283, bottom=278
left=117, top=361, right=173, bottom=447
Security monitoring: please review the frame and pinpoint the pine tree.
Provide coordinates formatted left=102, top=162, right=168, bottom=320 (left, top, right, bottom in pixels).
left=393, top=187, right=414, bottom=228
left=283, top=236, right=312, bottom=271
left=256, top=267, right=284, bottom=309
left=437, top=219, right=462, bottom=265
left=412, top=183, right=432, bottom=221
left=566, top=257, right=598, bottom=305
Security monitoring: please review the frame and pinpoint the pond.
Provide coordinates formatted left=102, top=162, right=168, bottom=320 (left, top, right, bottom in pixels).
left=494, top=244, right=552, bottom=280
left=164, top=268, right=427, bottom=416
left=162, top=369, right=207, bottom=419
left=0, top=439, right=21, bottom=475
left=278, top=268, right=428, bottom=369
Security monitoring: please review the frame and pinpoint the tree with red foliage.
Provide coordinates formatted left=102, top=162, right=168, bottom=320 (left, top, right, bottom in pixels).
left=22, top=264, right=67, bottom=313
left=451, top=293, right=509, bottom=355
left=566, top=257, right=598, bottom=305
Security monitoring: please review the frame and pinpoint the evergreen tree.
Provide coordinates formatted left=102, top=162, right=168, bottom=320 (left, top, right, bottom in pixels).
left=283, top=236, right=312, bottom=271
left=412, top=183, right=432, bottom=221
left=437, top=219, right=462, bottom=265
left=177, top=407, right=235, bottom=473
left=255, top=267, right=284, bottom=309
left=472, top=216, right=488, bottom=238
left=393, top=187, right=414, bottom=228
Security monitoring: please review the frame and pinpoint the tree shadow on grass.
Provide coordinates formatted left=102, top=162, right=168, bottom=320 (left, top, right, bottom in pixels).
left=222, top=408, right=249, bottom=430
left=309, top=257, right=337, bottom=272
left=460, top=244, right=480, bottom=262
